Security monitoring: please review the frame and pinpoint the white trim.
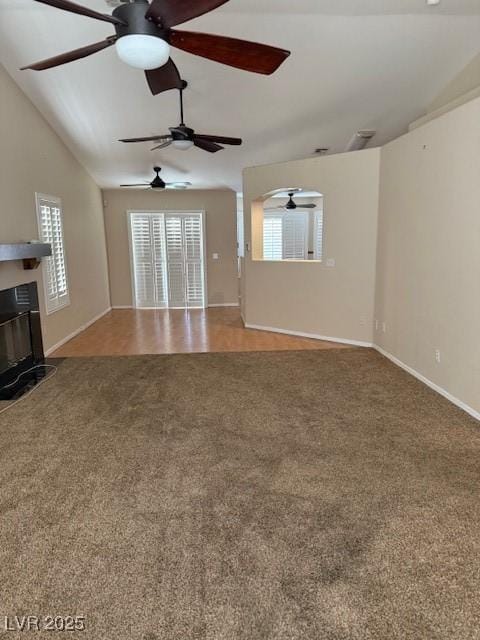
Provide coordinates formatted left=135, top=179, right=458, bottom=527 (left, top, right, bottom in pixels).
left=208, top=303, right=239, bottom=308
left=244, top=323, right=373, bottom=348
left=112, top=305, right=133, bottom=309
left=374, top=346, right=480, bottom=422
left=45, top=307, right=111, bottom=355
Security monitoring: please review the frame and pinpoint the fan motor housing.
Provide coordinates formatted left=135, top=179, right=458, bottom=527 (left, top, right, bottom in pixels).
left=113, top=1, right=168, bottom=39
left=170, top=126, right=194, bottom=141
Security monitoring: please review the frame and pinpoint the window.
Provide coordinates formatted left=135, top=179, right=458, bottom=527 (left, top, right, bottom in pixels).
left=129, top=211, right=205, bottom=309
left=36, top=193, right=70, bottom=314
left=263, top=211, right=308, bottom=260
left=262, top=209, right=324, bottom=261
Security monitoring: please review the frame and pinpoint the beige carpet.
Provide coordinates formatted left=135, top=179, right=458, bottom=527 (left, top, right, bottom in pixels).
left=0, top=349, right=479, bottom=639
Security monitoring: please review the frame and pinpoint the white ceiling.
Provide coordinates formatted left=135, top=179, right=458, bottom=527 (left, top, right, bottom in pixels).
left=1, top=0, right=480, bottom=191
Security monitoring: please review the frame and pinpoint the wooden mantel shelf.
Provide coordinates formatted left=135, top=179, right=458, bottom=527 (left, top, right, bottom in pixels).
left=0, top=243, right=52, bottom=270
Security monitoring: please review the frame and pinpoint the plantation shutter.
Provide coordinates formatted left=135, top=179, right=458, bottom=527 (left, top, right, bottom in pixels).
left=263, top=211, right=308, bottom=260
left=263, top=213, right=283, bottom=260
left=165, top=216, right=186, bottom=308
left=130, top=213, right=167, bottom=308
left=283, top=212, right=308, bottom=260
left=151, top=216, right=168, bottom=306
left=130, top=212, right=204, bottom=309
left=131, top=214, right=155, bottom=307
left=314, top=211, right=324, bottom=260
left=36, top=194, right=70, bottom=314
left=183, top=215, right=204, bottom=307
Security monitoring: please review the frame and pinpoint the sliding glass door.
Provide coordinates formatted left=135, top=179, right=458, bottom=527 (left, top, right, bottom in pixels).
left=129, top=211, right=206, bottom=309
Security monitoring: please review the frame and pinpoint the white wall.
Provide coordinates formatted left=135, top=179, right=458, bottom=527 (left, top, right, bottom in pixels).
left=242, top=149, right=381, bottom=345
left=0, top=64, right=110, bottom=352
left=375, top=96, right=480, bottom=416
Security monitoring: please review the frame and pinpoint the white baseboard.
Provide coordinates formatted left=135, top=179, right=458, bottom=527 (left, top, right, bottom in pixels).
left=374, top=345, right=480, bottom=422
left=45, top=307, right=112, bottom=356
left=244, top=323, right=373, bottom=348
left=208, top=303, right=239, bottom=308
left=112, top=304, right=239, bottom=310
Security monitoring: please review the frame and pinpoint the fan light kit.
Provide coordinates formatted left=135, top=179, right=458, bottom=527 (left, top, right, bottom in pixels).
left=172, top=139, right=194, bottom=150
left=119, top=81, right=243, bottom=154
left=21, top=0, right=291, bottom=96
left=115, top=33, right=170, bottom=70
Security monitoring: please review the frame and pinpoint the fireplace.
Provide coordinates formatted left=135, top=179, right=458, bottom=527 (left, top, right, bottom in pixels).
left=0, top=282, right=45, bottom=400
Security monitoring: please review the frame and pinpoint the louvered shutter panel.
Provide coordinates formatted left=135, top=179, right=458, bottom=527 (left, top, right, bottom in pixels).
left=40, top=204, right=58, bottom=302
left=151, top=215, right=168, bottom=306
left=314, top=211, right=324, bottom=260
left=263, top=214, right=283, bottom=260
left=131, top=215, right=155, bottom=307
left=131, top=213, right=168, bottom=307
left=183, top=215, right=204, bottom=307
left=283, top=212, right=307, bottom=260
left=36, top=195, right=70, bottom=313
left=165, top=216, right=186, bottom=308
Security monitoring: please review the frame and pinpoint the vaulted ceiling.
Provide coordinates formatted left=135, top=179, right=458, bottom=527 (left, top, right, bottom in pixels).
left=1, top=0, right=480, bottom=191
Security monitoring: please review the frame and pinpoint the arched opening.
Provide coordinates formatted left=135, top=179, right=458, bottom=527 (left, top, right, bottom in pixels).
left=251, top=188, right=323, bottom=262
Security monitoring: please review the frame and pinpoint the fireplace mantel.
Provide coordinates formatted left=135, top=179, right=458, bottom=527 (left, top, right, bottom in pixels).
left=0, top=243, right=51, bottom=270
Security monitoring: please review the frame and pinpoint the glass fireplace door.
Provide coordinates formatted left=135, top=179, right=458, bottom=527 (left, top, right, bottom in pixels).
left=0, top=312, right=33, bottom=376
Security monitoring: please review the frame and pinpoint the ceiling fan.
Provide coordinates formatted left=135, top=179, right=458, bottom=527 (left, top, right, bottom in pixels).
left=119, top=80, right=242, bottom=153
left=120, top=166, right=191, bottom=190
left=265, top=192, right=317, bottom=212
left=21, top=0, right=291, bottom=95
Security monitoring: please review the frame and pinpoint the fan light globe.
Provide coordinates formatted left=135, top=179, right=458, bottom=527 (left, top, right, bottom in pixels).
left=115, top=35, right=170, bottom=70
left=172, top=139, right=194, bottom=151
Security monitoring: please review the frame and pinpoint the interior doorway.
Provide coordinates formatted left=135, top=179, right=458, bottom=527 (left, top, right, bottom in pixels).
left=128, top=211, right=206, bottom=309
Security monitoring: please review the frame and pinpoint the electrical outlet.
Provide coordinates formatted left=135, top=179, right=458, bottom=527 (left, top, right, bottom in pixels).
left=212, top=253, right=219, bottom=260
left=382, top=322, right=387, bottom=333
left=326, top=258, right=336, bottom=268
left=435, top=349, right=441, bottom=363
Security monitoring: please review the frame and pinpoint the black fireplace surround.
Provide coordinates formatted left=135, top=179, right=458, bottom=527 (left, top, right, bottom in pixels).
left=0, top=282, right=45, bottom=400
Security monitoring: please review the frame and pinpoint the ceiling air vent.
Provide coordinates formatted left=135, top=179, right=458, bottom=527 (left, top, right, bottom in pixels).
left=346, top=130, right=376, bottom=152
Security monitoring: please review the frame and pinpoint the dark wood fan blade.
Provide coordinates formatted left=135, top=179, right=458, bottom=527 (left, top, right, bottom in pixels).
left=296, top=204, right=317, bottom=209
left=169, top=31, right=290, bottom=75
left=119, top=135, right=171, bottom=143
left=21, top=37, right=116, bottom=70
left=146, top=0, right=230, bottom=29
left=145, top=58, right=183, bottom=95
left=194, top=134, right=242, bottom=146
left=34, top=0, right=125, bottom=25
left=194, top=139, right=223, bottom=153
